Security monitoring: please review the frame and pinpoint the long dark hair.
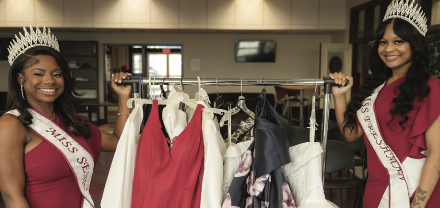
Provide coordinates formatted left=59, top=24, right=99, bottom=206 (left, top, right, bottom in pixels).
left=6, top=46, right=92, bottom=139
left=343, top=18, right=431, bottom=134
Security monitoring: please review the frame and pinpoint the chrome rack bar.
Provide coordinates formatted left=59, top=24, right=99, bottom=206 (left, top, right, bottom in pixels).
left=120, top=76, right=341, bottom=184
left=121, top=76, right=327, bottom=86
left=321, top=78, right=332, bottom=184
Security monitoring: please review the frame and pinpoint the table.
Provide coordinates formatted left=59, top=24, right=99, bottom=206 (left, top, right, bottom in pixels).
left=80, top=102, right=118, bottom=124
left=278, top=86, right=316, bottom=127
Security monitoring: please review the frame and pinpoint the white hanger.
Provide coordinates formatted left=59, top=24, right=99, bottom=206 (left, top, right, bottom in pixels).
left=219, top=78, right=255, bottom=127
left=195, top=76, right=202, bottom=101
left=148, top=76, right=152, bottom=100
left=195, top=76, right=211, bottom=105
left=153, top=77, right=157, bottom=99
left=228, top=104, right=232, bottom=146
left=307, top=79, right=319, bottom=143
left=193, top=76, right=227, bottom=114
left=127, top=78, right=226, bottom=115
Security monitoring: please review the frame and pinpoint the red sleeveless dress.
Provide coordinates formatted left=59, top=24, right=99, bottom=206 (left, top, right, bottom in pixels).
left=361, top=77, right=440, bottom=207
left=132, top=100, right=205, bottom=208
left=24, top=113, right=101, bottom=208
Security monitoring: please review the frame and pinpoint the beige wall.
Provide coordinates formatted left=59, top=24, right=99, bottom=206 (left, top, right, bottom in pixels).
left=331, top=0, right=371, bottom=43
left=0, top=0, right=346, bottom=30
left=0, top=0, right=358, bottom=119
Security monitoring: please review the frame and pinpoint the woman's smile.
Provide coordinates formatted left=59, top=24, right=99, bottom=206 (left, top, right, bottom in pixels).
left=38, top=88, right=58, bottom=95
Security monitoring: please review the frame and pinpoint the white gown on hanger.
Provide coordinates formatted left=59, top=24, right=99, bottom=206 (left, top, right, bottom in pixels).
left=222, top=139, right=254, bottom=200
left=186, top=91, right=227, bottom=208
left=101, top=100, right=144, bottom=208
left=162, top=87, right=187, bottom=143
left=283, top=143, right=337, bottom=208
left=283, top=96, right=338, bottom=208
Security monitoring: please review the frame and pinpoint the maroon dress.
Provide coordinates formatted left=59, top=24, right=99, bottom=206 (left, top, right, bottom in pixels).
left=23, top=112, right=102, bottom=208
left=131, top=100, right=204, bottom=208
left=359, top=77, right=440, bottom=207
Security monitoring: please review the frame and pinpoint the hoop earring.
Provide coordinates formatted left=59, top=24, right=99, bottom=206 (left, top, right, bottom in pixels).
left=21, top=85, right=25, bottom=100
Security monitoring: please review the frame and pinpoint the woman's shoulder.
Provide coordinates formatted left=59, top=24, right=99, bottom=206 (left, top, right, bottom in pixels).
left=0, top=113, right=27, bottom=141
left=416, top=77, right=440, bottom=104
left=0, top=112, right=24, bottom=127
left=427, top=76, right=440, bottom=85
left=426, top=77, right=440, bottom=93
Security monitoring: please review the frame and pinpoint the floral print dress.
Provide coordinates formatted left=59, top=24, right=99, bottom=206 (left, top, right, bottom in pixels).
left=222, top=89, right=296, bottom=208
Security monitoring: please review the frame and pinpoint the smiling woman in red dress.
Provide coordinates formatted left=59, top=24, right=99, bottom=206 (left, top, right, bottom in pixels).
left=329, top=0, right=440, bottom=207
left=0, top=25, right=132, bottom=208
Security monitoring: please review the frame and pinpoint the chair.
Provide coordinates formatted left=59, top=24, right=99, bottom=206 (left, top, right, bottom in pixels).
left=288, top=125, right=310, bottom=147
left=325, top=140, right=364, bottom=208
left=274, top=86, right=308, bottom=126
left=327, top=126, right=366, bottom=173
left=313, top=119, right=339, bottom=142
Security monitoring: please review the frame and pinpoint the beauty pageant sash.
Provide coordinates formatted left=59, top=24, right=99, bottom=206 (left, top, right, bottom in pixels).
left=357, top=83, right=424, bottom=208
left=6, top=109, right=95, bottom=208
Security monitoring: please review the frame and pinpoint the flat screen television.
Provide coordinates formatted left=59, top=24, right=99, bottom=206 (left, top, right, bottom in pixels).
left=235, top=40, right=276, bottom=63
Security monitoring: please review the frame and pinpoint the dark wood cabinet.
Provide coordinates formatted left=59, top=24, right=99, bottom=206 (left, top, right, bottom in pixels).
left=59, top=41, right=99, bottom=122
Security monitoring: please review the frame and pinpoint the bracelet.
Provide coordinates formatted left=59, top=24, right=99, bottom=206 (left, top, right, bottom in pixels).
left=117, top=113, right=131, bottom=116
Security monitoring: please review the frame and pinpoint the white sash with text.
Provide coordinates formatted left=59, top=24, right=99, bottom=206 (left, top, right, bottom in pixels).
left=357, top=83, right=424, bottom=208
left=6, top=109, right=94, bottom=208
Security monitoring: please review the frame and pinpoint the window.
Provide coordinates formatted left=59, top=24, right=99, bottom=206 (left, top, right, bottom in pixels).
left=147, top=52, right=182, bottom=96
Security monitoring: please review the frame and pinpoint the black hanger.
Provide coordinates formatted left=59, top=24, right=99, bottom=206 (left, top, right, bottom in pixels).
left=178, top=77, right=186, bottom=112
left=160, top=77, right=167, bottom=99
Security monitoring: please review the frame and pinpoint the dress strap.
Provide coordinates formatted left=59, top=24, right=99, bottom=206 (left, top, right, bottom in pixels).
left=151, top=99, right=160, bottom=126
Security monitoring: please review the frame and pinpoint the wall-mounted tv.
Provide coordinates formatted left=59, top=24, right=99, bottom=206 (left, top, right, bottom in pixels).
left=235, top=40, right=276, bottom=63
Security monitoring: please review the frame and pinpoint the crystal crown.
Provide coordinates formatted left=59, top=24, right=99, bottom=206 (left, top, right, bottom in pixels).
left=7, top=24, right=60, bottom=66
left=383, top=0, right=428, bottom=36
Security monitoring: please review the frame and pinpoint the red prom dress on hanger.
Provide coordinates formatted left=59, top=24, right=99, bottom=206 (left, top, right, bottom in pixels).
left=132, top=99, right=205, bottom=208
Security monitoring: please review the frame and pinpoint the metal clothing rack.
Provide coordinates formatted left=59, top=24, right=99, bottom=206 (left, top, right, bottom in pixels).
left=120, top=76, right=340, bottom=184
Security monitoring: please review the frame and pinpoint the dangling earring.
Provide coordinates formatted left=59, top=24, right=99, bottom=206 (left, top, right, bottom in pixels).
left=21, top=85, right=25, bottom=100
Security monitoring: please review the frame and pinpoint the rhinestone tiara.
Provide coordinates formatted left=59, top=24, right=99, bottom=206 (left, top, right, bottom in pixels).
left=7, top=24, right=60, bottom=66
left=383, top=0, right=428, bottom=36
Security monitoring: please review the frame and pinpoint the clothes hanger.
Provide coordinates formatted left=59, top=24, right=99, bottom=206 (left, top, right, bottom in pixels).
left=127, top=79, right=226, bottom=115
left=192, top=76, right=227, bottom=115
left=195, top=76, right=211, bottom=105
left=236, top=78, right=255, bottom=118
left=201, top=77, right=210, bottom=105
left=159, top=76, right=167, bottom=99
left=212, top=78, right=224, bottom=108
left=307, top=79, right=319, bottom=143
left=194, top=76, right=202, bottom=101
left=148, top=76, right=152, bottom=100
left=152, top=76, right=157, bottom=100
left=228, top=104, right=232, bottom=147
left=219, top=78, right=255, bottom=127
left=138, top=76, right=142, bottom=98
left=178, top=77, right=186, bottom=112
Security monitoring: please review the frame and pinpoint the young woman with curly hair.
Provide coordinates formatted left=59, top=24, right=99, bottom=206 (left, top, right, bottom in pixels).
left=330, top=4, right=440, bottom=207
left=0, top=28, right=132, bottom=207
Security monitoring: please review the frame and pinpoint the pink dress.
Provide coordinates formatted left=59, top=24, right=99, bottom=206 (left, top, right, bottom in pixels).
left=23, top=113, right=102, bottom=208
left=360, top=77, right=440, bottom=207
left=131, top=100, right=205, bottom=208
